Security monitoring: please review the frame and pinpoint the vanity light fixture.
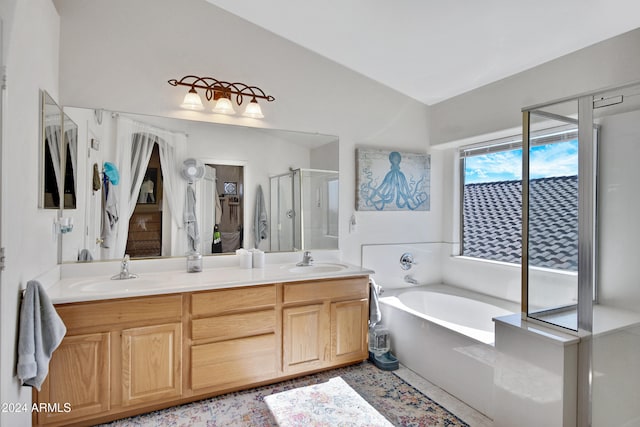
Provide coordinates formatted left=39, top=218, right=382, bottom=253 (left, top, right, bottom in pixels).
left=168, top=75, right=275, bottom=118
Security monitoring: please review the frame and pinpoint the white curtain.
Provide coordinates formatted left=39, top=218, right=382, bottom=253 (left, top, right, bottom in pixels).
left=110, top=116, right=187, bottom=259
left=158, top=132, right=187, bottom=255
left=112, top=119, right=154, bottom=258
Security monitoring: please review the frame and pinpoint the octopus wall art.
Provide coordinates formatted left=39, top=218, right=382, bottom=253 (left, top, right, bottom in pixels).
left=356, top=148, right=430, bottom=211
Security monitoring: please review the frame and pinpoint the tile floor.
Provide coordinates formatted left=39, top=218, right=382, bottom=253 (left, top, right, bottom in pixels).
left=394, top=365, right=493, bottom=427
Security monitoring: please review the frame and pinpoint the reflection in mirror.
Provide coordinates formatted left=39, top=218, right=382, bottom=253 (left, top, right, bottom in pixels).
left=203, top=164, right=244, bottom=254
left=40, top=90, right=63, bottom=209
left=270, top=169, right=338, bottom=252
left=62, top=113, right=78, bottom=209
left=40, top=91, right=78, bottom=209
left=60, top=107, right=339, bottom=263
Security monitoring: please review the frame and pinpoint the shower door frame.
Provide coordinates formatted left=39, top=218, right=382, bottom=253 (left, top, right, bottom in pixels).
left=522, top=79, right=640, bottom=427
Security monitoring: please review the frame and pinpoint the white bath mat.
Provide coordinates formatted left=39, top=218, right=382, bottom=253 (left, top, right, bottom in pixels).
left=264, top=376, right=393, bottom=427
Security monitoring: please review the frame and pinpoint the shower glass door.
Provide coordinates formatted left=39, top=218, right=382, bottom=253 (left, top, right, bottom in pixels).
left=524, top=99, right=581, bottom=331
left=270, top=173, right=295, bottom=251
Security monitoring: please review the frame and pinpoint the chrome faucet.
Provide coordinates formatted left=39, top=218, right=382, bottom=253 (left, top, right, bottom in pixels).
left=403, top=274, right=418, bottom=285
left=111, top=254, right=138, bottom=280
left=296, top=251, right=314, bottom=267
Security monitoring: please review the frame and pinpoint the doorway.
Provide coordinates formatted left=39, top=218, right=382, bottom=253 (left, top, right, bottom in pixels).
left=126, top=144, right=163, bottom=258
left=207, top=163, right=244, bottom=253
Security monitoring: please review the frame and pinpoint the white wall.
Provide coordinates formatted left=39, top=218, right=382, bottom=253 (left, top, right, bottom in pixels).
left=55, top=0, right=434, bottom=266
left=311, top=141, right=339, bottom=171
left=596, top=109, right=640, bottom=311
left=0, top=0, right=60, bottom=425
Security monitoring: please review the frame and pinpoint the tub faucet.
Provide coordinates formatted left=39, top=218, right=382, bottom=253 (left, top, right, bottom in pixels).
left=404, top=274, right=418, bottom=285
left=111, top=254, right=138, bottom=280
left=296, top=251, right=314, bottom=267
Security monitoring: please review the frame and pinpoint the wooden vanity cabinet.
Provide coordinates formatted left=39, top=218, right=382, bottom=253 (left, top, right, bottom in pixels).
left=34, top=294, right=183, bottom=426
left=282, top=276, right=369, bottom=374
left=34, top=275, right=369, bottom=426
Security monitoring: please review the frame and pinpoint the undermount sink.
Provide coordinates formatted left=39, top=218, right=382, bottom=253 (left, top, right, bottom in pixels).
left=68, top=276, right=160, bottom=293
left=286, top=263, right=348, bottom=274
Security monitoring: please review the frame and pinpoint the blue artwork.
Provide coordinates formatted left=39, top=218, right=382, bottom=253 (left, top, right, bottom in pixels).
left=356, top=148, right=430, bottom=211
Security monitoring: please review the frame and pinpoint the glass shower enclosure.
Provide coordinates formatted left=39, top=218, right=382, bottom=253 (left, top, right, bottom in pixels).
left=269, top=168, right=339, bottom=252
left=522, top=81, right=640, bottom=426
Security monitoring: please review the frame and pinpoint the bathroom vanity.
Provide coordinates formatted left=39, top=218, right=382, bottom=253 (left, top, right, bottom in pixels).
left=33, top=264, right=371, bottom=426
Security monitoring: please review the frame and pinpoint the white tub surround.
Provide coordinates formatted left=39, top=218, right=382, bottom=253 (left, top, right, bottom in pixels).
left=362, top=243, right=445, bottom=290
left=379, top=284, right=518, bottom=418
left=492, top=314, right=579, bottom=427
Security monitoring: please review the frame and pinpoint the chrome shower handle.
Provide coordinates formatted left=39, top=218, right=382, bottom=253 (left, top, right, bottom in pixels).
left=400, top=252, right=416, bottom=270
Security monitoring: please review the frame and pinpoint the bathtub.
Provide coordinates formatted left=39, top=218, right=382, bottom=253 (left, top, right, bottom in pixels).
left=379, top=284, right=519, bottom=418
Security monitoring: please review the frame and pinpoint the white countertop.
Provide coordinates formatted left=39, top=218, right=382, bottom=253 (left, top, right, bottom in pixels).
left=46, top=260, right=373, bottom=304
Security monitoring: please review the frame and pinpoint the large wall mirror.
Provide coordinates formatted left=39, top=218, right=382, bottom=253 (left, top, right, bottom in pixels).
left=40, top=90, right=78, bottom=209
left=60, top=107, right=339, bottom=263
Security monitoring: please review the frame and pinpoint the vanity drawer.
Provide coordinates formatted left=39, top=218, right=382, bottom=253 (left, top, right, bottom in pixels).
left=191, top=309, right=276, bottom=341
left=283, top=276, right=369, bottom=305
left=191, top=285, right=276, bottom=317
left=55, top=294, right=183, bottom=332
left=191, top=334, right=277, bottom=390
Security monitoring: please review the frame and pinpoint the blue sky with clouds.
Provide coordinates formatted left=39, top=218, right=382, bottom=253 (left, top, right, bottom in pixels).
left=464, top=140, right=578, bottom=184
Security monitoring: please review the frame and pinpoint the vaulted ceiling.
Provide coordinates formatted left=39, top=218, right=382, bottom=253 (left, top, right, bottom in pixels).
left=207, top=0, right=640, bottom=105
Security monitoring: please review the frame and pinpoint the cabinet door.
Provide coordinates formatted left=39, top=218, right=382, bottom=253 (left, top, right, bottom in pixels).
left=331, top=299, right=369, bottom=364
left=37, top=332, right=110, bottom=425
left=282, top=304, right=329, bottom=373
left=121, top=323, right=182, bottom=406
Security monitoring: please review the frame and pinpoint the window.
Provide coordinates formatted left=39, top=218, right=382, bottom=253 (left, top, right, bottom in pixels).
left=460, top=126, right=579, bottom=270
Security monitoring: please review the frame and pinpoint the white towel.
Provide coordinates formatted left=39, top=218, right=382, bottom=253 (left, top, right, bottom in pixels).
left=253, top=185, right=268, bottom=249
left=17, top=280, right=66, bottom=391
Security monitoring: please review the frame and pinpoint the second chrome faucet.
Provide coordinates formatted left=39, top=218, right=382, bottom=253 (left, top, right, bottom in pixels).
left=111, top=254, right=138, bottom=280
left=296, top=251, right=314, bottom=267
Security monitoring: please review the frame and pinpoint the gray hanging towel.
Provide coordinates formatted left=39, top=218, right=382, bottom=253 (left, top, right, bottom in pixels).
left=184, top=184, right=199, bottom=253
left=101, top=180, right=119, bottom=248
left=17, top=280, right=67, bottom=390
left=254, top=185, right=268, bottom=249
